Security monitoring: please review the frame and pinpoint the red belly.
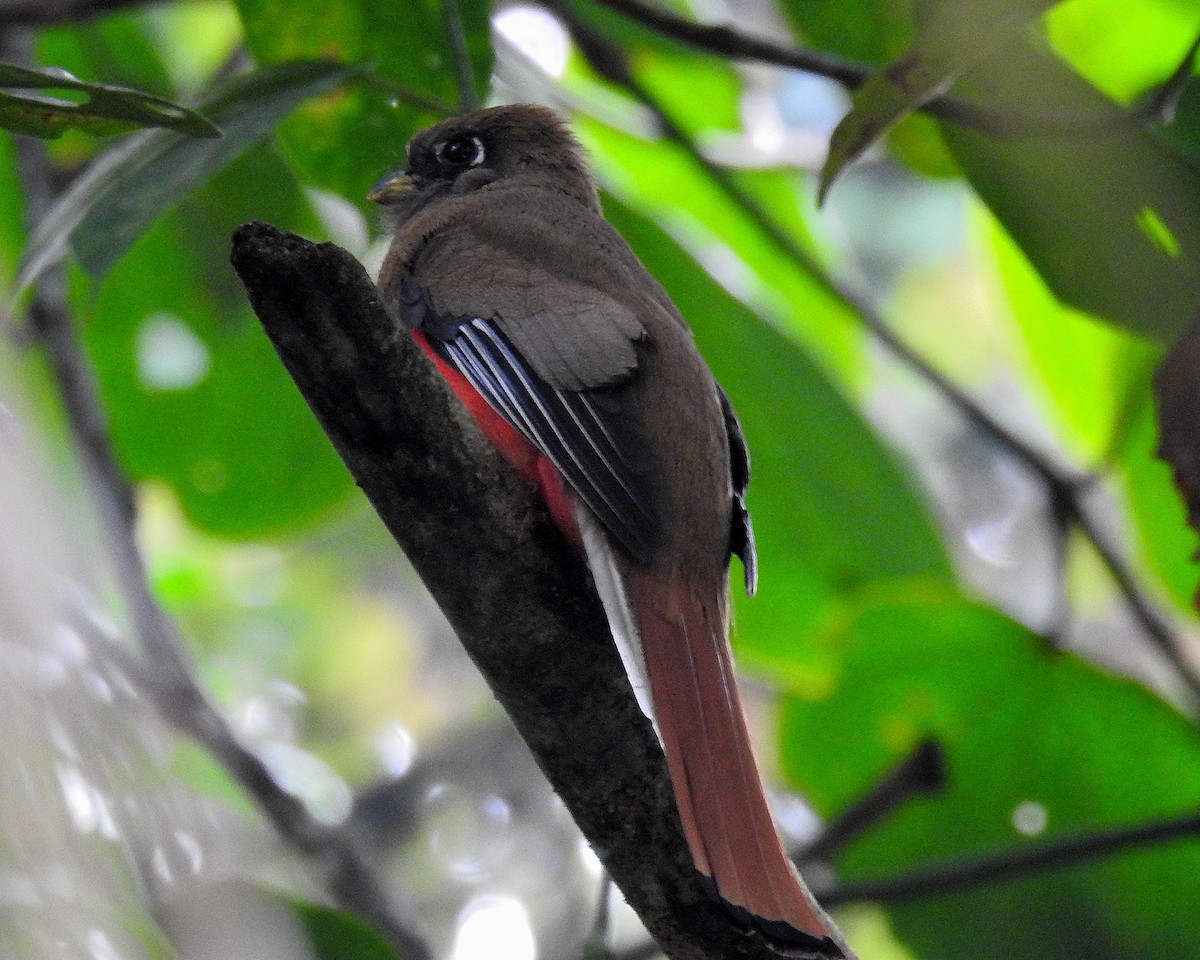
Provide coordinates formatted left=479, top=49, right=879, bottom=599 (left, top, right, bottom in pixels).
left=412, top=330, right=582, bottom=545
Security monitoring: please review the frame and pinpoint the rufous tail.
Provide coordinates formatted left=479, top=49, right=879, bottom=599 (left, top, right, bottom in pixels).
left=630, top=573, right=847, bottom=958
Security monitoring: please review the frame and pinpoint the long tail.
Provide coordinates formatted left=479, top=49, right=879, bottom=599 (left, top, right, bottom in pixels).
left=628, top=572, right=847, bottom=957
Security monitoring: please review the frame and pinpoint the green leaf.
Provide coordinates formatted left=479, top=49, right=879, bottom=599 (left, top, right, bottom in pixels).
left=1119, top=399, right=1197, bottom=612
left=781, top=0, right=913, bottom=63
left=234, top=0, right=492, bottom=205
left=291, top=899, right=401, bottom=960
left=16, top=59, right=354, bottom=294
left=942, top=36, right=1200, bottom=341
left=80, top=145, right=353, bottom=537
left=1047, top=0, right=1200, bottom=104
left=0, top=61, right=218, bottom=139
left=818, top=0, right=1064, bottom=203
left=982, top=208, right=1160, bottom=458
left=603, top=198, right=952, bottom=684
left=782, top=591, right=1200, bottom=960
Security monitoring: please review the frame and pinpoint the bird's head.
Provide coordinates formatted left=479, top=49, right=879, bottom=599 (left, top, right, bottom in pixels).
left=369, top=104, right=597, bottom=219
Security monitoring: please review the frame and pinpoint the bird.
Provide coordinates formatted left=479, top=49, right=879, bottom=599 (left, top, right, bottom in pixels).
left=370, top=103, right=849, bottom=958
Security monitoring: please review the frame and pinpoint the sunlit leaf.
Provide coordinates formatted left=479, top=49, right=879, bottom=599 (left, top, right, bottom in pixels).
left=0, top=61, right=218, bottom=140
left=1046, top=0, right=1200, bottom=104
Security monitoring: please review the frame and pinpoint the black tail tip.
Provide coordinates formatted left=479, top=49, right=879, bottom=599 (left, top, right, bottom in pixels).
left=698, top=875, right=846, bottom=958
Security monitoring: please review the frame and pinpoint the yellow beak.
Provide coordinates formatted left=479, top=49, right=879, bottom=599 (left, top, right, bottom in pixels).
left=368, top=171, right=418, bottom=205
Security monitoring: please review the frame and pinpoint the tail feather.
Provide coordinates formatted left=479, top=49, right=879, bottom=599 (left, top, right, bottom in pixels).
left=630, top=573, right=846, bottom=958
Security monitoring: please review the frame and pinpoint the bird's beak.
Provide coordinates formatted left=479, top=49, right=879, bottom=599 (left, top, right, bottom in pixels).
left=368, top=170, right=417, bottom=205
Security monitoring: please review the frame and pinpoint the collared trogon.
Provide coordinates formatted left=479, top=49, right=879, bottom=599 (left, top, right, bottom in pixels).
left=371, top=103, right=850, bottom=959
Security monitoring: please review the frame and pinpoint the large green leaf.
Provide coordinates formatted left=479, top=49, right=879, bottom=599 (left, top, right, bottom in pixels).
left=17, top=60, right=354, bottom=294
left=942, top=35, right=1200, bottom=341
left=982, top=207, right=1160, bottom=458
left=818, top=0, right=1065, bottom=202
left=0, top=61, right=218, bottom=140
left=80, top=145, right=352, bottom=536
left=782, top=591, right=1200, bottom=960
left=234, top=0, right=492, bottom=205
left=604, top=197, right=951, bottom=683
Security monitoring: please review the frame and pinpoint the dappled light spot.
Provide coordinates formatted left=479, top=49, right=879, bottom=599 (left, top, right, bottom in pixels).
left=135, top=313, right=210, bottom=392
left=1012, top=800, right=1048, bottom=837
left=495, top=6, right=569, bottom=78
left=452, top=895, right=536, bottom=960
left=1136, top=206, right=1181, bottom=258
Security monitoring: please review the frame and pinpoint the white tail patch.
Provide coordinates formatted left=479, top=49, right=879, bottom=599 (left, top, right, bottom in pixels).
left=577, top=508, right=663, bottom=745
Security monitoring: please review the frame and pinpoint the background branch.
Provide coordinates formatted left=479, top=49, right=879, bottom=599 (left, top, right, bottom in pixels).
left=819, top=807, right=1200, bottom=906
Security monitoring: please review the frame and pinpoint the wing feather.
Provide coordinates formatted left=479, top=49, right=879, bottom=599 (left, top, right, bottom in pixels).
left=436, top=317, right=659, bottom=563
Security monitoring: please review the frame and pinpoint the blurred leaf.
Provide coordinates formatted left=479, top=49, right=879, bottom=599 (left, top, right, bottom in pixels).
left=1047, top=0, right=1200, bottom=104
left=982, top=208, right=1159, bottom=458
left=782, top=0, right=913, bottom=62
left=234, top=0, right=491, bottom=205
left=818, top=1, right=1063, bottom=203
left=942, top=36, right=1200, bottom=341
left=16, top=59, right=353, bottom=296
left=291, top=899, right=400, bottom=960
left=0, top=61, right=219, bottom=139
left=1124, top=365, right=1200, bottom=612
left=782, top=591, right=1200, bottom=960
left=1154, top=321, right=1200, bottom=610
left=604, top=197, right=951, bottom=683
left=80, top=145, right=353, bottom=536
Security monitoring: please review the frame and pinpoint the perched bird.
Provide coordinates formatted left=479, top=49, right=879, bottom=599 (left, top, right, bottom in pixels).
left=371, top=104, right=848, bottom=958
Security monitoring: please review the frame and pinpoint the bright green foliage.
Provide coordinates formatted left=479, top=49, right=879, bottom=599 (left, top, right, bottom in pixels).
left=782, top=593, right=1200, bottom=959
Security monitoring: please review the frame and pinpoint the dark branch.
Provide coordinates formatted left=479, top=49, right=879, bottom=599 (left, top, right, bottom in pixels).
left=797, top=740, right=947, bottom=866
left=230, top=221, right=816, bottom=960
left=442, top=0, right=478, bottom=113
left=820, top=807, right=1200, bottom=906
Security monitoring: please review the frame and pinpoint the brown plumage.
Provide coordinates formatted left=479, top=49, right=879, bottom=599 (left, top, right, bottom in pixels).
left=372, top=104, right=851, bottom=958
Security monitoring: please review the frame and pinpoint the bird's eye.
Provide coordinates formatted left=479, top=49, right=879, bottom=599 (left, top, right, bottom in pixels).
left=435, top=134, right=484, bottom=169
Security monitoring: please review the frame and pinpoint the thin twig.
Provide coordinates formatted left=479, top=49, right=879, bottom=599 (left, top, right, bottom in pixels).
left=796, top=740, right=946, bottom=866
left=557, top=22, right=1200, bottom=703
left=442, top=0, right=478, bottom=113
left=819, top=807, right=1200, bottom=906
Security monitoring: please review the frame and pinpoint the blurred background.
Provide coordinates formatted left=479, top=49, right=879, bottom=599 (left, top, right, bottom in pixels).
left=3, top=1, right=1200, bottom=959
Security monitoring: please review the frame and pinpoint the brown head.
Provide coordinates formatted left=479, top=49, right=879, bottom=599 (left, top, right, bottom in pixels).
left=369, top=104, right=598, bottom=223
